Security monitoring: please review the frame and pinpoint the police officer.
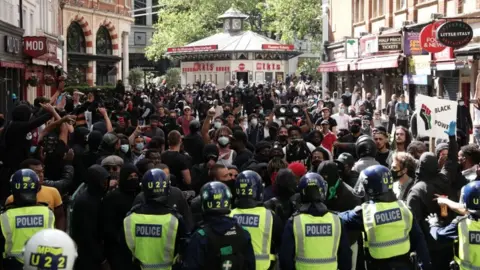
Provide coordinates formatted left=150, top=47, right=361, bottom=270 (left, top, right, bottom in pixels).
left=0, top=169, right=55, bottom=270
left=279, top=172, right=352, bottom=270
left=427, top=181, right=480, bottom=269
left=230, top=170, right=282, bottom=270
left=123, top=168, right=187, bottom=270
left=182, top=181, right=256, bottom=270
left=23, top=229, right=78, bottom=270
left=340, top=165, right=431, bottom=270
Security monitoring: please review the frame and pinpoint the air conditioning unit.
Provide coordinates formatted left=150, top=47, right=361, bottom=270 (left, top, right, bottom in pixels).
left=359, top=32, right=369, bottom=37
left=431, top=13, right=444, bottom=19
left=402, top=21, right=414, bottom=26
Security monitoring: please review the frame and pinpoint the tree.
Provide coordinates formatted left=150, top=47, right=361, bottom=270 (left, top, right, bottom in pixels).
left=146, top=0, right=322, bottom=60
left=297, top=58, right=322, bottom=83
left=128, top=68, right=144, bottom=87
left=160, top=68, right=181, bottom=87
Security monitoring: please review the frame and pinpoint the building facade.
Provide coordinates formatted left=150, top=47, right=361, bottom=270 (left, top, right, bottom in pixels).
left=61, top=0, right=133, bottom=87
left=320, top=0, right=480, bottom=111
left=0, top=0, right=24, bottom=115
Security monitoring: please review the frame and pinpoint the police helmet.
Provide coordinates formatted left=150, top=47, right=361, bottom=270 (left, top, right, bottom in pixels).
left=235, top=170, right=263, bottom=201
left=355, top=135, right=377, bottom=158
left=298, top=172, right=328, bottom=203
left=200, top=181, right=232, bottom=215
left=354, top=165, right=394, bottom=200
left=23, top=229, right=77, bottom=270
left=10, top=169, right=40, bottom=204
left=141, top=169, right=170, bottom=202
left=463, top=181, right=480, bottom=212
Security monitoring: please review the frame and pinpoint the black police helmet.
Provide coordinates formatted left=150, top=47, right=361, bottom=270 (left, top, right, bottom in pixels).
left=235, top=170, right=263, bottom=201
left=200, top=181, right=232, bottom=215
left=355, top=135, right=377, bottom=158
left=10, top=169, right=41, bottom=205
left=141, top=169, right=170, bottom=202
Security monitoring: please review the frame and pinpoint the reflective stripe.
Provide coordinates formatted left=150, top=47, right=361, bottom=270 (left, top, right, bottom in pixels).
left=460, top=261, right=480, bottom=270
left=161, top=215, right=177, bottom=266
left=364, top=201, right=411, bottom=248
left=458, top=219, right=480, bottom=270
left=142, top=262, right=173, bottom=269
left=47, top=210, right=54, bottom=228
left=293, top=214, right=340, bottom=264
left=0, top=213, right=13, bottom=257
left=124, top=215, right=135, bottom=254
left=257, top=210, right=272, bottom=261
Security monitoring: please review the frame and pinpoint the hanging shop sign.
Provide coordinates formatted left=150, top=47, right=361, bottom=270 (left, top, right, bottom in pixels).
left=420, top=21, right=446, bottom=53
left=378, top=35, right=402, bottom=51
left=345, top=38, right=359, bottom=59
left=167, top=45, right=218, bottom=53
left=436, top=21, right=473, bottom=48
left=261, top=44, right=294, bottom=51
left=403, top=32, right=428, bottom=56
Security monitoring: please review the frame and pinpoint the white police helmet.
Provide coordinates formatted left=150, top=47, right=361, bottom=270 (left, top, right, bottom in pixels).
left=23, top=229, right=77, bottom=270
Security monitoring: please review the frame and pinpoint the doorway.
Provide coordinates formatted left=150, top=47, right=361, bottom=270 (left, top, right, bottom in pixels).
left=236, top=72, right=248, bottom=84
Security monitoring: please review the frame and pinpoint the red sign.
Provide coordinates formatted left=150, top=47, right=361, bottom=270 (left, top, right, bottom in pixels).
left=420, top=21, right=446, bottom=53
left=181, top=63, right=230, bottom=73
left=433, top=47, right=454, bottom=61
left=238, top=63, right=245, bottom=71
left=167, top=45, right=218, bottom=53
left=23, top=36, right=48, bottom=57
left=261, top=44, right=294, bottom=51
left=256, top=62, right=281, bottom=71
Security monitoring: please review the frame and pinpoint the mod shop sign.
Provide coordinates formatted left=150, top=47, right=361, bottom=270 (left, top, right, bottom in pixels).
left=23, top=37, right=57, bottom=58
left=415, top=94, right=457, bottom=140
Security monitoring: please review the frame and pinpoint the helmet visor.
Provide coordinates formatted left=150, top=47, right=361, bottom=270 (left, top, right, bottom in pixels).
left=352, top=179, right=366, bottom=198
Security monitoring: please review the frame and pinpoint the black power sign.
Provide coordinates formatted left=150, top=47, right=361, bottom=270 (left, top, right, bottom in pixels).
left=436, top=21, right=473, bottom=48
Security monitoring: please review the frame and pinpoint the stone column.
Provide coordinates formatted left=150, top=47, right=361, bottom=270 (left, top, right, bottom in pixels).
left=122, top=31, right=129, bottom=88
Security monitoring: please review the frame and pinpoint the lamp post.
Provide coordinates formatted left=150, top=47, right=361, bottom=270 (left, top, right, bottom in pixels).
left=321, top=0, right=329, bottom=97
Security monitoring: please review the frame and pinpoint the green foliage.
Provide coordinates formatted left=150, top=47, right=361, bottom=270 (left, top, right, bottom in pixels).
left=65, top=68, right=86, bottom=87
left=146, top=0, right=322, bottom=60
left=128, top=68, right=144, bottom=87
left=297, top=58, right=322, bottom=82
left=160, top=68, right=181, bottom=87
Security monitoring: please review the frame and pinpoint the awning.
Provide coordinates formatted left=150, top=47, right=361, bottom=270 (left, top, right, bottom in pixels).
left=455, top=44, right=480, bottom=56
left=317, top=60, right=353, bottom=73
left=430, top=60, right=468, bottom=71
left=0, top=61, right=25, bottom=69
left=32, top=53, right=62, bottom=67
left=355, top=54, right=401, bottom=70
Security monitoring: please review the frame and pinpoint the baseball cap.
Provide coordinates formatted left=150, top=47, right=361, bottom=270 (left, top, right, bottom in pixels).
left=335, top=153, right=354, bottom=166
left=321, top=120, right=329, bottom=125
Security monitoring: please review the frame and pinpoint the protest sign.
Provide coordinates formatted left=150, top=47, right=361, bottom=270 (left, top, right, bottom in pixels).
left=415, top=94, right=457, bottom=140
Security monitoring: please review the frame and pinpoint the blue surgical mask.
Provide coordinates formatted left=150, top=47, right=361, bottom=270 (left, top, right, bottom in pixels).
left=30, top=146, right=37, bottom=154
left=214, top=122, right=222, bottom=129
left=120, top=144, right=130, bottom=153
left=135, top=142, right=144, bottom=151
left=218, top=136, right=230, bottom=147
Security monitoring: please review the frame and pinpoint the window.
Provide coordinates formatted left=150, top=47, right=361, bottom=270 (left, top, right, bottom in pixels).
left=372, top=0, right=384, bottom=17
left=354, top=0, right=364, bottom=23
left=151, top=0, right=160, bottom=24
left=134, top=0, right=146, bottom=25
left=22, top=9, right=26, bottom=32
left=30, top=13, right=34, bottom=35
left=67, top=22, right=86, bottom=53
left=96, top=26, right=112, bottom=55
left=396, top=0, right=406, bottom=10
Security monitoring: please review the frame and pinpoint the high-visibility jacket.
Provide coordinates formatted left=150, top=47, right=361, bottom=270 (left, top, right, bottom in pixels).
left=230, top=206, right=274, bottom=270
left=123, top=212, right=178, bottom=270
left=362, top=200, right=412, bottom=259
left=293, top=212, right=341, bottom=270
left=456, top=217, right=480, bottom=270
left=0, top=205, right=55, bottom=263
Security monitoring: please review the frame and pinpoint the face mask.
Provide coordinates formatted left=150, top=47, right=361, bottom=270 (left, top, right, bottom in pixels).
left=350, top=125, right=360, bottom=133
left=218, top=136, right=230, bottom=147
left=391, top=169, right=404, bottom=180
left=135, top=143, right=145, bottom=151
left=339, top=108, right=345, bottom=114
left=120, top=144, right=129, bottom=153
left=349, top=112, right=356, bottom=117
left=312, top=159, right=322, bottom=168
left=367, top=97, right=372, bottom=100
left=123, top=177, right=140, bottom=192
left=30, top=146, right=37, bottom=154
left=251, top=118, right=258, bottom=126
left=459, top=101, right=465, bottom=106
left=214, top=122, right=222, bottom=129
left=278, top=135, right=288, bottom=142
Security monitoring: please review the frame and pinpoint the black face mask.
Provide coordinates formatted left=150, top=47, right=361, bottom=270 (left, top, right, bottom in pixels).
left=122, top=177, right=140, bottom=192
left=350, top=125, right=360, bottom=133
left=391, top=169, right=404, bottom=180
left=278, top=135, right=288, bottom=142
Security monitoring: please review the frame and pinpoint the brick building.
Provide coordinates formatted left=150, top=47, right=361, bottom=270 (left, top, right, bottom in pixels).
left=320, top=0, right=480, bottom=110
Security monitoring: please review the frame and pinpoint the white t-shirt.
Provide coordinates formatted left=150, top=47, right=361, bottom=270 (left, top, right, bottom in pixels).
left=332, top=113, right=350, bottom=131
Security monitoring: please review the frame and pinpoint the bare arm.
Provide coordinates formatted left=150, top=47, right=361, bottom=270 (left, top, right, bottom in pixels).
left=98, top=108, right=113, bottom=132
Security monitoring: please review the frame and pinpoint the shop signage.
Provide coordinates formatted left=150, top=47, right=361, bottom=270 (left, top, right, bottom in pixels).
left=433, top=47, right=454, bottom=61
left=256, top=62, right=282, bottom=71
left=403, top=32, right=427, bottom=56
left=436, top=21, right=473, bottom=48
left=378, top=35, right=402, bottom=51
left=420, top=21, right=446, bottom=53
left=23, top=37, right=58, bottom=58
left=345, top=38, right=359, bottom=59
left=360, top=36, right=378, bottom=56
left=4, top=36, right=21, bottom=55
left=167, top=45, right=218, bottom=53
left=238, top=63, right=245, bottom=71
left=408, top=55, right=431, bottom=75
left=403, top=74, right=429, bottom=85
left=261, top=44, right=294, bottom=51
left=181, top=62, right=230, bottom=73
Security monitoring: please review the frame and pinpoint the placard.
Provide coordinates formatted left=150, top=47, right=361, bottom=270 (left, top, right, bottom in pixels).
left=415, top=94, right=457, bottom=139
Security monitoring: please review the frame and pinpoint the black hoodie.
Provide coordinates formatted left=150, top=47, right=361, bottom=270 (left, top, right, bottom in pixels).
left=183, top=123, right=204, bottom=166
left=71, top=165, right=109, bottom=270
left=102, top=164, right=139, bottom=270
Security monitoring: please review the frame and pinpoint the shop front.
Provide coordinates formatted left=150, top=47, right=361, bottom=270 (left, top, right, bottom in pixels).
left=0, top=20, right=24, bottom=116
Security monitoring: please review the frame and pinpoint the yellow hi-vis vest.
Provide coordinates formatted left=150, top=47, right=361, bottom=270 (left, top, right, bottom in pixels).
left=0, top=205, right=55, bottom=263
left=293, top=212, right=341, bottom=270
left=123, top=212, right=179, bottom=270
left=455, top=217, right=480, bottom=270
left=230, top=207, right=274, bottom=270
left=362, top=200, right=412, bottom=259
